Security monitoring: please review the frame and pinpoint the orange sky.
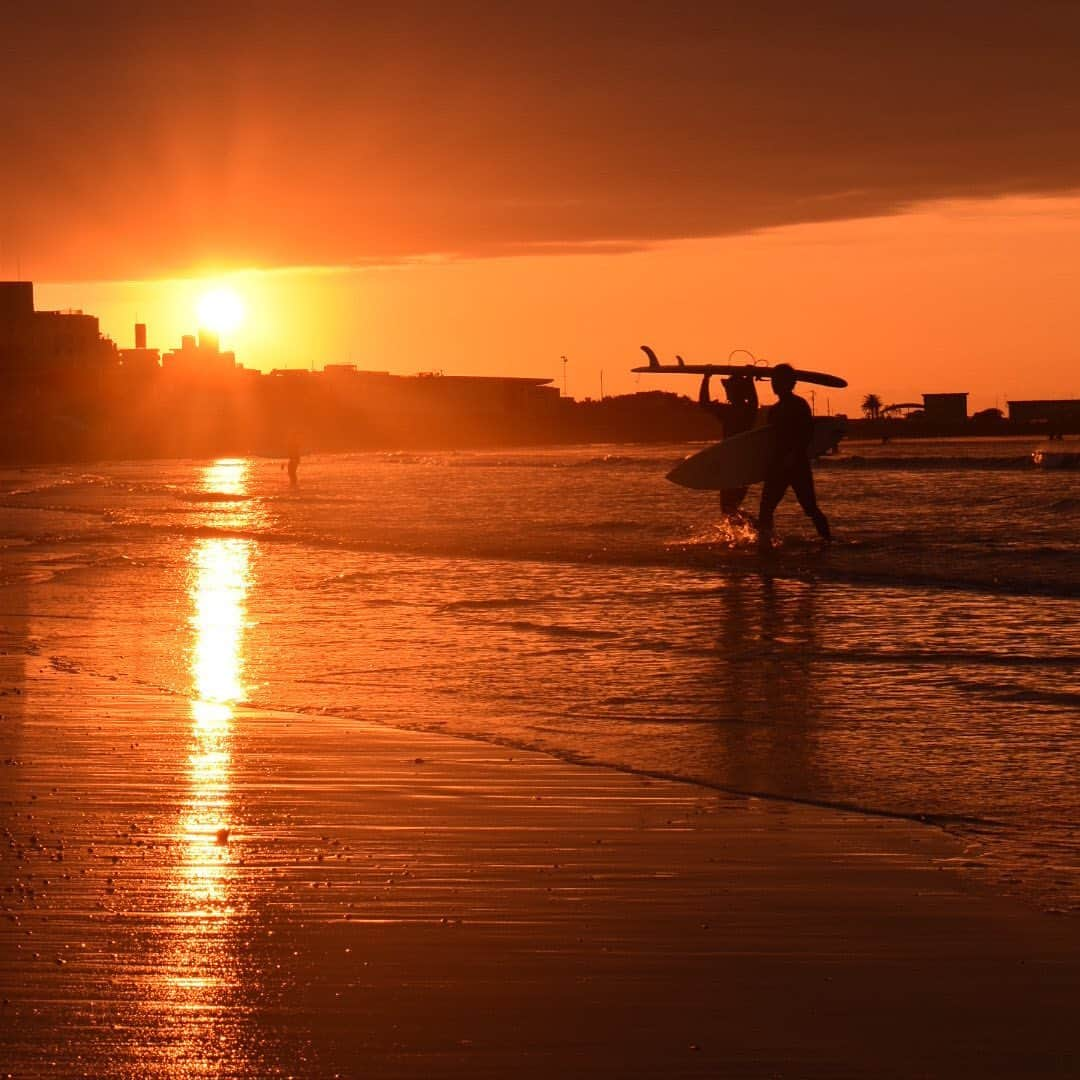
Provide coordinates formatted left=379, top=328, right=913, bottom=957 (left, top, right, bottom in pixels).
left=5, top=5, right=1080, bottom=414
left=27, top=194, right=1080, bottom=415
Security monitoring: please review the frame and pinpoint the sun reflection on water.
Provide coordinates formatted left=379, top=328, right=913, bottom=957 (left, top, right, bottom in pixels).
left=179, top=535, right=252, bottom=916
left=199, top=458, right=248, bottom=499
left=159, top=461, right=256, bottom=1059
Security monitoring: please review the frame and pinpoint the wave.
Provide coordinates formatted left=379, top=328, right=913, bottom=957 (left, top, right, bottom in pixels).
left=503, top=620, right=622, bottom=640
left=820, top=455, right=1034, bottom=471
left=11, top=512, right=1074, bottom=600
left=551, top=453, right=678, bottom=470
left=176, top=491, right=252, bottom=504
left=971, top=686, right=1080, bottom=708
left=814, top=647, right=1078, bottom=669
left=547, top=519, right=659, bottom=534
left=450, top=452, right=681, bottom=470
left=1, top=479, right=85, bottom=498
left=312, top=568, right=384, bottom=588
left=438, top=596, right=547, bottom=611
left=808, top=564, right=1078, bottom=600
left=262, top=493, right=355, bottom=505
left=376, top=452, right=450, bottom=466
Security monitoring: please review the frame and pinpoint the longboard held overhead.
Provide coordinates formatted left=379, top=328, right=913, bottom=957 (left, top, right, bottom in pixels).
left=633, top=345, right=848, bottom=389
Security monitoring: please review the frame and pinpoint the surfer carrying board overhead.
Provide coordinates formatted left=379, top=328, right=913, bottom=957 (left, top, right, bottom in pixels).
left=757, top=364, right=831, bottom=554
left=698, top=371, right=758, bottom=518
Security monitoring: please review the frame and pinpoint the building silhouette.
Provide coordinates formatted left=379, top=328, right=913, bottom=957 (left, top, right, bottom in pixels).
left=11, top=278, right=1069, bottom=464
left=162, top=329, right=237, bottom=377
left=921, top=392, right=968, bottom=423
left=0, top=281, right=116, bottom=381
left=118, top=322, right=161, bottom=376
left=1008, top=399, right=1080, bottom=426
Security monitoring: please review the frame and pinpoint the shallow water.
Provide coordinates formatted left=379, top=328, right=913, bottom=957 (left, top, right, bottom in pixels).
left=1, top=438, right=1077, bottom=912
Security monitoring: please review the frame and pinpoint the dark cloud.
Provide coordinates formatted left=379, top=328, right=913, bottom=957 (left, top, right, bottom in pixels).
left=4, top=2, right=1080, bottom=280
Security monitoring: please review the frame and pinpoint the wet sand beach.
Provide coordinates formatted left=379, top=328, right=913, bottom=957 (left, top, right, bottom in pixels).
left=2, top=450, right=1078, bottom=1076
left=2, top=651, right=1078, bottom=1079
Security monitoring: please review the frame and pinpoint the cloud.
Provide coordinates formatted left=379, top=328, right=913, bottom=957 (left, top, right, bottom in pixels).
left=4, top=3, right=1080, bottom=280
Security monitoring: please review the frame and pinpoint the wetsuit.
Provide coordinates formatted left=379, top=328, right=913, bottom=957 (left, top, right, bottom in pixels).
left=758, top=392, right=830, bottom=544
left=699, top=376, right=758, bottom=515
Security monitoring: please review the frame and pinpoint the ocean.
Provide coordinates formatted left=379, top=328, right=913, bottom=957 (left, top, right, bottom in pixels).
left=1, top=437, right=1077, bottom=913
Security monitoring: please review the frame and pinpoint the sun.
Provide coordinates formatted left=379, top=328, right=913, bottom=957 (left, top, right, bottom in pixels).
left=196, top=287, right=246, bottom=337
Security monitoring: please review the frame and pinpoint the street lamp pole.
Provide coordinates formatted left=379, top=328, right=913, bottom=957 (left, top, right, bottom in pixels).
left=561, top=355, right=568, bottom=397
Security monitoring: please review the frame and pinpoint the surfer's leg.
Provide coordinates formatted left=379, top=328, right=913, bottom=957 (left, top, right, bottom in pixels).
left=757, top=472, right=788, bottom=550
left=720, top=486, right=748, bottom=516
left=792, top=464, right=831, bottom=540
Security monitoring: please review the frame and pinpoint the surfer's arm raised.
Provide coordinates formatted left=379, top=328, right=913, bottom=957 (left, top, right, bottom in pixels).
left=698, top=374, right=729, bottom=424
left=698, top=373, right=713, bottom=407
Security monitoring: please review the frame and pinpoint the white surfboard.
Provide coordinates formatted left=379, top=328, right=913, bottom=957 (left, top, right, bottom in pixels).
left=667, top=417, right=845, bottom=490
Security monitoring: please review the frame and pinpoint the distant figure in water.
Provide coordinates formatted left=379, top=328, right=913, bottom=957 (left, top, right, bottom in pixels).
left=286, top=436, right=301, bottom=487
left=757, top=364, right=831, bottom=554
left=698, top=371, right=758, bottom=518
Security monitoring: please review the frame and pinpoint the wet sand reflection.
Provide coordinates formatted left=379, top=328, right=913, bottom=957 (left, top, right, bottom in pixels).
left=709, top=577, right=823, bottom=797
left=154, top=461, right=255, bottom=1072
left=177, top=535, right=251, bottom=914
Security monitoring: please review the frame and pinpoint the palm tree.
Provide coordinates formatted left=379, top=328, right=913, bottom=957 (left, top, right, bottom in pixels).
left=861, top=393, right=883, bottom=420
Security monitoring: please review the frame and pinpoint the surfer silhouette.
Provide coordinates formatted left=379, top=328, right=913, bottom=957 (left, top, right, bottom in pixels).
left=699, top=371, right=758, bottom=517
left=285, top=435, right=301, bottom=486
left=757, top=364, right=831, bottom=553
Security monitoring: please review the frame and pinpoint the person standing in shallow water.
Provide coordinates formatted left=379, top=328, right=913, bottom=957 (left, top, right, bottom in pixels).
left=757, top=363, right=831, bottom=554
left=698, top=370, right=758, bottom=518
left=286, top=435, right=301, bottom=487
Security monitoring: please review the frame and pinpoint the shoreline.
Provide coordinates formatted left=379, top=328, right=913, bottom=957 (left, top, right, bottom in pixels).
left=0, top=430, right=1070, bottom=474
left=2, top=651, right=1078, bottom=1077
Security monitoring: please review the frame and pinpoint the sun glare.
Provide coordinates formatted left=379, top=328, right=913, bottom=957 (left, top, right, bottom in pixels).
left=197, top=286, right=246, bottom=337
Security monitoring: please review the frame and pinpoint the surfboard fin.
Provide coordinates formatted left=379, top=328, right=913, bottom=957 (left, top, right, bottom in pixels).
left=639, top=345, right=660, bottom=369
left=676, top=355, right=685, bottom=367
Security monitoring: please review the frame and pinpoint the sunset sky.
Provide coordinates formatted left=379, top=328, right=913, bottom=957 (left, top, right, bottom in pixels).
left=5, top=3, right=1080, bottom=412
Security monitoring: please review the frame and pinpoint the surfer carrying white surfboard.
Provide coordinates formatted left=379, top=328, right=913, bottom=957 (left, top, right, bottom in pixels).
left=698, top=371, right=758, bottom=517
left=757, top=364, right=832, bottom=554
